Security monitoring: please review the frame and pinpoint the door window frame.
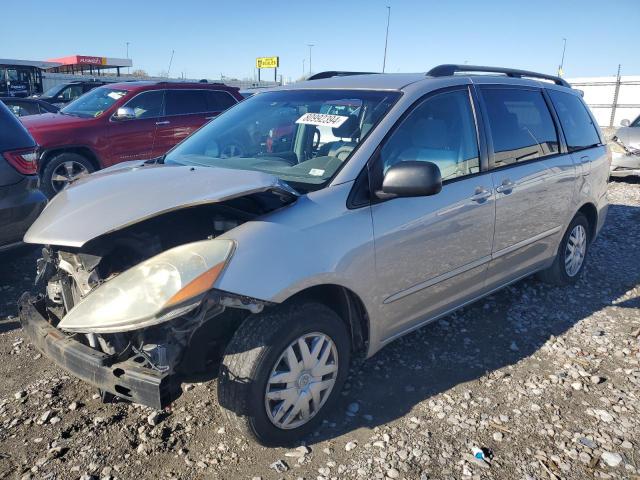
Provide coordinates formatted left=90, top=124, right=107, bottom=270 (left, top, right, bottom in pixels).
left=109, top=89, right=166, bottom=122
left=348, top=85, right=489, bottom=208
left=475, top=84, right=570, bottom=172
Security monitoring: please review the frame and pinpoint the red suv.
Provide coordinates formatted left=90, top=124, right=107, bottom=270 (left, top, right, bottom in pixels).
left=20, top=81, right=242, bottom=196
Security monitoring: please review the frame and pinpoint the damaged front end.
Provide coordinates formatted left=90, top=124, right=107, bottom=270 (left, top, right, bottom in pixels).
left=18, top=164, right=292, bottom=408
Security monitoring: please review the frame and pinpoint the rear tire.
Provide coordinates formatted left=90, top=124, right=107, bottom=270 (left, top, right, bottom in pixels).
left=218, top=301, right=350, bottom=446
left=538, top=213, right=590, bottom=285
left=40, top=152, right=95, bottom=198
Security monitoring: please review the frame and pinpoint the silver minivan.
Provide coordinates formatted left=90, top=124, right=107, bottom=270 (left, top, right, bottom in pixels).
left=20, top=65, right=609, bottom=445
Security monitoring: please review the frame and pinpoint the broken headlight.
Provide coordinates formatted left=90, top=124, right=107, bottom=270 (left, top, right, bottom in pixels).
left=58, top=239, right=235, bottom=334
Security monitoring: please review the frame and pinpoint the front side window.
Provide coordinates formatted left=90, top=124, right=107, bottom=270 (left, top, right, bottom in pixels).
left=123, top=90, right=164, bottom=119
left=548, top=90, right=601, bottom=151
left=165, top=90, right=208, bottom=115
left=164, top=89, right=400, bottom=190
left=60, top=87, right=129, bottom=118
left=378, top=89, right=480, bottom=181
left=482, top=88, right=559, bottom=167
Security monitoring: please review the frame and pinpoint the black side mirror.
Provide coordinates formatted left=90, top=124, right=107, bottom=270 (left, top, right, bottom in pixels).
left=378, top=161, right=442, bottom=198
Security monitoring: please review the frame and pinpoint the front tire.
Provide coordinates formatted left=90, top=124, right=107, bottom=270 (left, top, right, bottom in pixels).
left=40, top=153, right=95, bottom=198
left=538, top=213, right=590, bottom=285
left=218, top=302, right=350, bottom=446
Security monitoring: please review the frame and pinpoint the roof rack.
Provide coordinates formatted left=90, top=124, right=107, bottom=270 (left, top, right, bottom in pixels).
left=307, top=71, right=378, bottom=80
left=426, top=64, right=571, bottom=88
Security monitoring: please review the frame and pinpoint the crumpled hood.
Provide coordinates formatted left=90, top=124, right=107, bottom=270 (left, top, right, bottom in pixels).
left=24, top=163, right=297, bottom=247
left=615, top=127, right=640, bottom=150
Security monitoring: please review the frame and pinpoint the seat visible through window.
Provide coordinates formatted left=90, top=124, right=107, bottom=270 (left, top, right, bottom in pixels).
left=379, top=89, right=480, bottom=181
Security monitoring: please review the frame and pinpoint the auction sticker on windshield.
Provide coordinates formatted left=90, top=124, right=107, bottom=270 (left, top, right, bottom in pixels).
left=296, top=113, right=348, bottom=128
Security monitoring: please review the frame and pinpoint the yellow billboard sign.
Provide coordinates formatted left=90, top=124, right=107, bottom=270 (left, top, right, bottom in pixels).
left=256, top=56, right=279, bottom=69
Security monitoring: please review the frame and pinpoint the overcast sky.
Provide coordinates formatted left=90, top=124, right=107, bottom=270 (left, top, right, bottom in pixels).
left=3, top=0, right=639, bottom=81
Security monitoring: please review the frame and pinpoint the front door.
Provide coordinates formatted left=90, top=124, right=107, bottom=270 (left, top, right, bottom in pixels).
left=478, top=86, right=576, bottom=287
left=106, top=89, right=164, bottom=166
left=152, top=89, right=212, bottom=157
left=370, top=87, right=495, bottom=342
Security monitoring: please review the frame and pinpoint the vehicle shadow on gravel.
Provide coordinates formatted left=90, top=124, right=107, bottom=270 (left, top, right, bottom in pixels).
left=220, top=202, right=640, bottom=446
left=0, top=247, right=39, bottom=322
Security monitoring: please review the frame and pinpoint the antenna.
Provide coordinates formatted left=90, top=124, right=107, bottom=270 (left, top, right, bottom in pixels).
left=167, top=50, right=175, bottom=78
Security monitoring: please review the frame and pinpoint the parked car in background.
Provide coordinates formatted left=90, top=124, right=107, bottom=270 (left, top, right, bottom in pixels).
left=610, top=115, right=640, bottom=177
left=32, top=80, right=109, bottom=107
left=1, top=97, right=59, bottom=117
left=20, top=81, right=243, bottom=197
left=0, top=101, right=47, bottom=252
left=20, top=65, right=608, bottom=445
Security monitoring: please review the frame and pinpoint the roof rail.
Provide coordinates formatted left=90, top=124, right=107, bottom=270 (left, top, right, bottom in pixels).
left=307, top=71, right=378, bottom=80
left=426, top=64, right=571, bottom=88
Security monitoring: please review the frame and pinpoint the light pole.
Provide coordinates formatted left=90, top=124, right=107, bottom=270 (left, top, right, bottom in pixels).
left=382, top=6, right=391, bottom=73
left=558, top=38, right=567, bottom=77
left=125, top=42, right=130, bottom=74
left=307, top=44, right=314, bottom=74
left=302, top=59, right=306, bottom=77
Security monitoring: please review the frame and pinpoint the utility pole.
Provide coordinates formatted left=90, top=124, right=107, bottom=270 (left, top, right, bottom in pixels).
left=125, top=42, right=130, bottom=74
left=610, top=64, right=622, bottom=128
left=382, top=6, right=391, bottom=73
left=167, top=50, right=175, bottom=78
left=302, top=59, right=306, bottom=77
left=307, top=44, right=314, bottom=74
left=557, top=38, right=567, bottom=77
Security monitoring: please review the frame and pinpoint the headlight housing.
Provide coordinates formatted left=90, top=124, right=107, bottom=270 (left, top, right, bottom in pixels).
left=58, top=239, right=235, bottom=334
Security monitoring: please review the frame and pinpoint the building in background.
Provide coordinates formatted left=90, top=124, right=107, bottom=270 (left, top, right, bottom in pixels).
left=567, top=75, right=640, bottom=129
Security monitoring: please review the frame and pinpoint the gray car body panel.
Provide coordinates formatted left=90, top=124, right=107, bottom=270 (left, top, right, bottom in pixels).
left=24, top=163, right=297, bottom=247
left=25, top=73, right=609, bottom=358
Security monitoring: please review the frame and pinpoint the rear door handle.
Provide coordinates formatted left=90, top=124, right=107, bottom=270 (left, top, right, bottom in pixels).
left=470, top=188, right=492, bottom=203
left=495, top=180, right=515, bottom=194
left=155, top=120, right=170, bottom=125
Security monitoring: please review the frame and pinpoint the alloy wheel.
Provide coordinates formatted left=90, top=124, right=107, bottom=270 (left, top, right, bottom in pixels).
left=265, top=332, right=339, bottom=430
left=565, top=224, right=587, bottom=277
left=51, top=160, right=90, bottom=192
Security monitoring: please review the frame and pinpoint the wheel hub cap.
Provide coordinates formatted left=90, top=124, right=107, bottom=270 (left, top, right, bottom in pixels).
left=265, top=332, right=339, bottom=430
left=565, top=224, right=587, bottom=277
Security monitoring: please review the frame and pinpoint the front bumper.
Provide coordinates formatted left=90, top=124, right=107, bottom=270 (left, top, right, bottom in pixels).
left=18, top=294, right=180, bottom=409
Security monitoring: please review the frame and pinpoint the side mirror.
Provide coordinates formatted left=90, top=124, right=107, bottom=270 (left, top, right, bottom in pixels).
left=114, top=106, right=136, bottom=120
left=620, top=119, right=631, bottom=127
left=379, top=161, right=442, bottom=198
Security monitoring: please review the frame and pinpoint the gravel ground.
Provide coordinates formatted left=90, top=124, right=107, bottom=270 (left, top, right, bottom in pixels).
left=0, top=179, right=638, bottom=480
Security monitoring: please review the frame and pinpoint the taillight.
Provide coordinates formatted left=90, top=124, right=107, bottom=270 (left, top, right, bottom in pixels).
left=2, top=148, right=39, bottom=175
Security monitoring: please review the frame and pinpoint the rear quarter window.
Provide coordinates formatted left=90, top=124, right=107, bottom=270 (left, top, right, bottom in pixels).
left=548, top=90, right=601, bottom=152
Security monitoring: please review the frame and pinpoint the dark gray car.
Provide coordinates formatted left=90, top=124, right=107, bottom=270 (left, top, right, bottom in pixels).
left=0, top=101, right=47, bottom=251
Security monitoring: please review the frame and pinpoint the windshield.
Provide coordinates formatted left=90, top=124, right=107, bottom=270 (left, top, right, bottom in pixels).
left=60, top=87, right=128, bottom=118
left=164, top=89, right=400, bottom=189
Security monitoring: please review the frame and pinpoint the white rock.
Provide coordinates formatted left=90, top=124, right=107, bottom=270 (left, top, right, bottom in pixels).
left=345, top=441, right=358, bottom=452
left=601, top=451, right=622, bottom=467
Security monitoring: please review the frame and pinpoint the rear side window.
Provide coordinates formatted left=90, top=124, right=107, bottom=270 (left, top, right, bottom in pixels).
left=548, top=90, right=601, bottom=152
left=481, top=88, right=559, bottom=167
left=206, top=91, right=237, bottom=111
left=165, top=90, right=208, bottom=115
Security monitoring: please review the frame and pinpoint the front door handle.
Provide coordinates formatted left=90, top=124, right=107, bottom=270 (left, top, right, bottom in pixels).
left=155, top=120, right=170, bottom=126
left=470, top=188, right=492, bottom=203
left=495, top=179, right=515, bottom=194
